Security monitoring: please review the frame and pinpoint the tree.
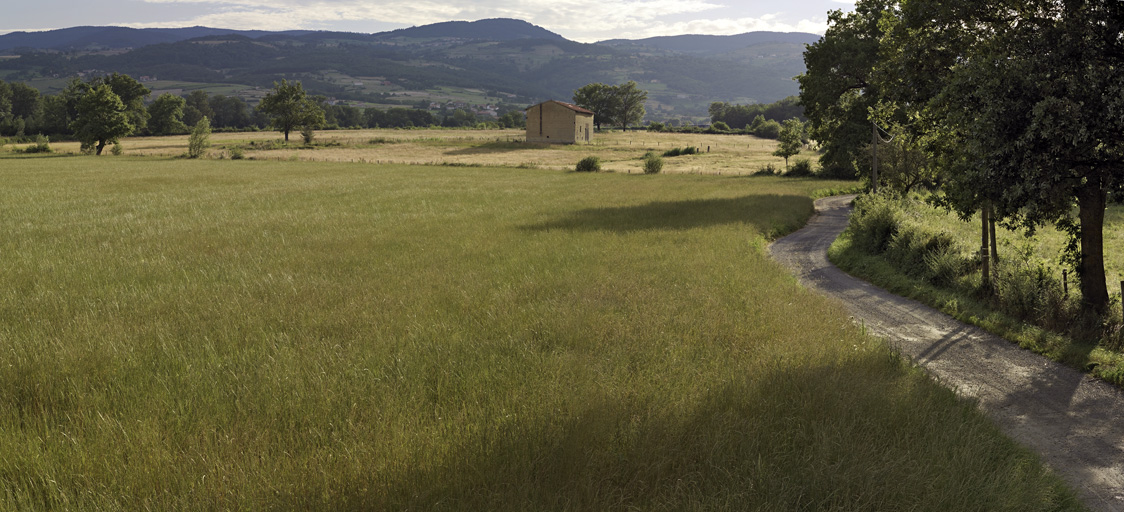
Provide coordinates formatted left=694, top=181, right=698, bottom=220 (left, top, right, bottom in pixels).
left=572, top=82, right=615, bottom=131
left=258, top=80, right=325, bottom=142
left=71, top=84, right=134, bottom=155
left=798, top=0, right=894, bottom=178
left=611, top=81, right=648, bottom=129
left=183, top=90, right=213, bottom=127
left=572, top=81, right=648, bottom=130
left=885, top=0, right=1124, bottom=313
left=92, top=73, right=150, bottom=134
left=773, top=119, right=804, bottom=170
left=208, top=94, right=252, bottom=129
left=147, top=93, right=187, bottom=135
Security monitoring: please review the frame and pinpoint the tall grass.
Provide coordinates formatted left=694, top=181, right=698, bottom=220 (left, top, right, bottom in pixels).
left=831, top=192, right=1124, bottom=385
left=0, top=156, right=1078, bottom=510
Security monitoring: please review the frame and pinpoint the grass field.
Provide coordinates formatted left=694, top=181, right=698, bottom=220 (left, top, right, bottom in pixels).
left=0, top=154, right=1081, bottom=510
left=7, top=128, right=799, bottom=175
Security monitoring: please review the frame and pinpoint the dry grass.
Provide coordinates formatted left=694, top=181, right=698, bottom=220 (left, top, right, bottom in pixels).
left=12, top=128, right=793, bottom=175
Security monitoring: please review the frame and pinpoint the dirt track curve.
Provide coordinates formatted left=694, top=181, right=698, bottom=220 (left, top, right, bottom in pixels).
left=769, top=195, right=1124, bottom=511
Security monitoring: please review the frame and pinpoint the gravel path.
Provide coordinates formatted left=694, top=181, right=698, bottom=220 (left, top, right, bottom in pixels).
left=769, top=195, right=1124, bottom=512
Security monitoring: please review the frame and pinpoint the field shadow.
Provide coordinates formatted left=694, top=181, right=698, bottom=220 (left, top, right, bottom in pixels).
left=267, top=353, right=1080, bottom=510
left=445, top=141, right=548, bottom=155
left=522, top=194, right=812, bottom=236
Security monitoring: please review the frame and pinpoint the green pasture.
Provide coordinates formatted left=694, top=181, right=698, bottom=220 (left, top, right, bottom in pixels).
left=0, top=155, right=1079, bottom=510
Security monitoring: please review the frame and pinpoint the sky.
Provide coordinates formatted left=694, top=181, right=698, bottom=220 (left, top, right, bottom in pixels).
left=1, top=0, right=856, bottom=42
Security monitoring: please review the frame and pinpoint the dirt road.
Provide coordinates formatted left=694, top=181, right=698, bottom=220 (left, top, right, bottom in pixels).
left=770, top=195, right=1124, bottom=511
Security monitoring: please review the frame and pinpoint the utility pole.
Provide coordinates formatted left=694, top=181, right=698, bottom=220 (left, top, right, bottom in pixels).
left=981, top=203, right=991, bottom=291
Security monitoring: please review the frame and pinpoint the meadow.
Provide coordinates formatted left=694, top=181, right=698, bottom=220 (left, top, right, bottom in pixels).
left=14, top=128, right=796, bottom=175
left=0, top=148, right=1081, bottom=509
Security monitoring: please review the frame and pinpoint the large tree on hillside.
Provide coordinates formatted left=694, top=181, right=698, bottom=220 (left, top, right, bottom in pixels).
left=798, top=0, right=895, bottom=179
left=258, top=79, right=325, bottom=142
left=71, top=83, right=134, bottom=155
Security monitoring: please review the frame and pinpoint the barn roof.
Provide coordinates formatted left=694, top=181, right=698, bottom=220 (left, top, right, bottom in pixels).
left=526, top=100, right=594, bottom=115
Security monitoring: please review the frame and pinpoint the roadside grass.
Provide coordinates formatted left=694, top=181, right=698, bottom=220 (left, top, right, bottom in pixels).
left=829, top=193, right=1124, bottom=386
left=7, top=128, right=797, bottom=175
left=0, top=155, right=1079, bottom=510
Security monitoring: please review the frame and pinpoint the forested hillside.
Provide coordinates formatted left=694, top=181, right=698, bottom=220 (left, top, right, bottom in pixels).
left=0, top=19, right=818, bottom=120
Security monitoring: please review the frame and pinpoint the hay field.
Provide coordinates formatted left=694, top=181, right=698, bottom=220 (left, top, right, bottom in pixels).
left=17, top=128, right=791, bottom=174
left=0, top=154, right=1078, bottom=510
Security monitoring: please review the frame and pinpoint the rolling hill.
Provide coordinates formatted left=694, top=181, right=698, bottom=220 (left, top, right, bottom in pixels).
left=0, top=19, right=819, bottom=120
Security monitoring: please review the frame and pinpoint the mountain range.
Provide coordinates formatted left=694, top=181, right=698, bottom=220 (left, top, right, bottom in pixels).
left=0, top=19, right=820, bottom=120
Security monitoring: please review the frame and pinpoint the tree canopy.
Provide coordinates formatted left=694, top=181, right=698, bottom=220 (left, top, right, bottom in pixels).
left=70, top=83, right=134, bottom=155
left=258, top=79, right=326, bottom=142
left=801, top=0, right=1124, bottom=313
left=572, top=81, right=648, bottom=130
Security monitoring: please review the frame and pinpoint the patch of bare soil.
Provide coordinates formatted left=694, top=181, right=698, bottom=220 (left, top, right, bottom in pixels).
left=770, top=195, right=1124, bottom=512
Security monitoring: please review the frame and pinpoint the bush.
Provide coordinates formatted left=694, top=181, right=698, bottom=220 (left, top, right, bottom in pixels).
left=230, top=147, right=246, bottom=160
left=848, top=193, right=901, bottom=254
left=755, top=120, right=782, bottom=139
left=711, top=121, right=731, bottom=131
left=21, top=134, right=52, bottom=154
left=647, top=122, right=665, bottom=132
left=301, top=125, right=316, bottom=144
left=992, top=247, right=1071, bottom=329
left=753, top=163, right=778, bottom=176
left=575, top=156, right=601, bottom=173
left=643, top=152, right=664, bottom=174
left=662, top=146, right=698, bottom=157
left=110, top=143, right=124, bottom=156
left=188, top=117, right=212, bottom=159
left=786, top=159, right=814, bottom=177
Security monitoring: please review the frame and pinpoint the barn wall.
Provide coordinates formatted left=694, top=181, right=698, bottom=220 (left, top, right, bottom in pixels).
left=526, top=102, right=593, bottom=144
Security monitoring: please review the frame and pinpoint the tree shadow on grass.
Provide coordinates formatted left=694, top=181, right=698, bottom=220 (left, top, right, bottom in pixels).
left=445, top=141, right=550, bottom=155
left=269, top=354, right=1081, bottom=510
left=522, top=194, right=814, bottom=237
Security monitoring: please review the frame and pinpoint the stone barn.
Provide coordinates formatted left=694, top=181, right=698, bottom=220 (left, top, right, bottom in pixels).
left=525, top=100, right=594, bottom=144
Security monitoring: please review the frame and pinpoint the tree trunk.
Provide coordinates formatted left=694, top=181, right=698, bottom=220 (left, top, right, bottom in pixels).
left=96, top=140, right=106, bottom=156
left=283, top=130, right=290, bottom=142
left=980, top=205, right=990, bottom=291
left=1077, top=184, right=1109, bottom=313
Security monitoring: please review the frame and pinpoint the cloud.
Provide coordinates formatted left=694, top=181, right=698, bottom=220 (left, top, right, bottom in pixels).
left=120, top=0, right=830, bottom=40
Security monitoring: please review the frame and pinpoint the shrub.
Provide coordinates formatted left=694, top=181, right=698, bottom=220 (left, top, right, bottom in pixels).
left=22, top=135, right=52, bottom=154
left=575, top=156, right=601, bottom=173
left=711, top=121, right=731, bottom=131
left=230, top=147, right=246, bottom=160
left=662, top=146, right=698, bottom=157
left=848, top=193, right=901, bottom=254
left=110, top=143, right=124, bottom=156
left=647, top=122, right=665, bottom=132
left=787, top=159, right=814, bottom=177
left=992, top=247, right=1070, bottom=329
left=753, top=164, right=778, bottom=176
left=755, top=120, right=782, bottom=139
left=643, top=152, right=664, bottom=174
left=187, top=117, right=212, bottom=159
left=301, top=125, right=316, bottom=144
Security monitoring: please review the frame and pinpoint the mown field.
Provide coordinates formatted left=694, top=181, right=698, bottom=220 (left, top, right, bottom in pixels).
left=9, top=128, right=794, bottom=175
left=0, top=153, right=1081, bottom=510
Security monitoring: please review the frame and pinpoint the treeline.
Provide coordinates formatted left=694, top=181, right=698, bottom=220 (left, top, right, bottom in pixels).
left=801, top=0, right=1123, bottom=315
left=0, top=74, right=526, bottom=140
left=707, top=96, right=805, bottom=129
